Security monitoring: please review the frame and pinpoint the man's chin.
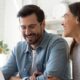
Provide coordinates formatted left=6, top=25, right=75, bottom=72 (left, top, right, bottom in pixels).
left=27, top=40, right=36, bottom=45
left=25, top=38, right=33, bottom=43
left=25, top=38, right=37, bottom=45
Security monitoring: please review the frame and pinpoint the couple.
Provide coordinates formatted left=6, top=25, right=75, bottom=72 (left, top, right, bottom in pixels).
left=1, top=2, right=80, bottom=80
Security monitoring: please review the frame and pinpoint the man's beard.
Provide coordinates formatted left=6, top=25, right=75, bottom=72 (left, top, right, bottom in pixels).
left=23, top=33, right=41, bottom=45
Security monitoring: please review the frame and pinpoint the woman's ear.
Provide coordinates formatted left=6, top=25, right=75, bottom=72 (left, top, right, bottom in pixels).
left=76, top=17, right=79, bottom=24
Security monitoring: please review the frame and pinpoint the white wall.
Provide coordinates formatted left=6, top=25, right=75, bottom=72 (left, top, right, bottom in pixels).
left=0, top=0, right=5, bottom=40
left=4, top=0, right=21, bottom=49
left=69, top=0, right=80, bottom=3
left=37, top=0, right=66, bottom=34
left=37, top=0, right=65, bottom=19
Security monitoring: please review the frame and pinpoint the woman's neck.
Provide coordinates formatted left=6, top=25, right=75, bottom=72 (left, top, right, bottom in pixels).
left=74, top=33, right=80, bottom=44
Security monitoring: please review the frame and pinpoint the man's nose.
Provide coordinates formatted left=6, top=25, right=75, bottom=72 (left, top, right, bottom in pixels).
left=24, top=27, right=31, bottom=35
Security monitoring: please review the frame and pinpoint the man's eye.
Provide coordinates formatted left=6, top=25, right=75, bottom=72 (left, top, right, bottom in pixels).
left=29, top=25, right=35, bottom=28
left=29, top=24, right=36, bottom=28
left=21, top=26, right=26, bottom=29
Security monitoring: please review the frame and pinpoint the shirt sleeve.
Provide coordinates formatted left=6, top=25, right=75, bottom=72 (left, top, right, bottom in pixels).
left=36, top=38, right=70, bottom=80
left=1, top=48, right=18, bottom=80
left=0, top=71, right=5, bottom=80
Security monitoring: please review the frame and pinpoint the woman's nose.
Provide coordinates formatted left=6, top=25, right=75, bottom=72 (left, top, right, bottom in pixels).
left=61, top=17, right=65, bottom=26
left=61, top=22, right=64, bottom=26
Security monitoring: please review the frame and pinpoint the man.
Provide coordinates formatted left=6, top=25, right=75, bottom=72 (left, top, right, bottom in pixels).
left=1, top=5, right=70, bottom=80
left=62, top=2, right=80, bottom=80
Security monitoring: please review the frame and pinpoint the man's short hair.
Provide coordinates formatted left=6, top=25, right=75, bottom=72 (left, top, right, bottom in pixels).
left=17, top=5, right=45, bottom=23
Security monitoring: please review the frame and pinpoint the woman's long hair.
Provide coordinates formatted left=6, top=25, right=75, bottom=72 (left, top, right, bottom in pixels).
left=70, top=39, right=76, bottom=55
left=69, top=2, right=80, bottom=55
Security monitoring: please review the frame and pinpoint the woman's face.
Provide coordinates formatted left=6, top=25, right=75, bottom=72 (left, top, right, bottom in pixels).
left=62, top=9, right=78, bottom=37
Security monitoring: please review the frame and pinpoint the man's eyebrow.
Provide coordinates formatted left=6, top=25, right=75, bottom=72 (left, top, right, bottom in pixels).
left=20, top=24, right=37, bottom=26
left=29, top=24, right=37, bottom=25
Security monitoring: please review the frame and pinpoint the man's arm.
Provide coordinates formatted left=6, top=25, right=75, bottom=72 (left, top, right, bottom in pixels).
left=30, top=71, right=60, bottom=80
left=30, top=38, right=70, bottom=80
left=48, top=77, right=60, bottom=80
left=43, top=38, right=70, bottom=80
left=9, top=76, right=21, bottom=80
left=1, top=48, right=18, bottom=80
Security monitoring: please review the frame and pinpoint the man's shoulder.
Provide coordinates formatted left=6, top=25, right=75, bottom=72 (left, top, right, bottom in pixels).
left=13, top=41, right=27, bottom=57
left=14, top=41, right=27, bottom=51
left=47, top=33, right=68, bottom=48
left=48, top=33, right=66, bottom=43
left=17, top=41, right=27, bottom=46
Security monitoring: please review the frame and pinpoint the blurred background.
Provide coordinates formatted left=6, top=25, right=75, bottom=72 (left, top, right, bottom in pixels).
left=0, top=0, right=80, bottom=67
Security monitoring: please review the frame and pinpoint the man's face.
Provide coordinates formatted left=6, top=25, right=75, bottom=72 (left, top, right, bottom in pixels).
left=19, top=13, right=45, bottom=45
left=62, top=9, right=77, bottom=37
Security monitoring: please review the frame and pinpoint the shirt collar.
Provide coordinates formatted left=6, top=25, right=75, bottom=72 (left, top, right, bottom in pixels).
left=38, top=31, right=50, bottom=48
left=25, top=43, right=32, bottom=54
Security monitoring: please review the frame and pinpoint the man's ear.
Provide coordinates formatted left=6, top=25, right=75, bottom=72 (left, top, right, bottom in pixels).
left=42, top=20, right=45, bottom=29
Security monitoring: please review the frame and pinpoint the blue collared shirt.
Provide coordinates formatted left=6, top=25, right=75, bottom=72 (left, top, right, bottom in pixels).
left=1, top=31, right=71, bottom=80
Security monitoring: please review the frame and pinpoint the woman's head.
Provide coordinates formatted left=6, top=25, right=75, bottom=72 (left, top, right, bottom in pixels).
left=69, top=2, right=80, bottom=22
left=62, top=2, right=80, bottom=37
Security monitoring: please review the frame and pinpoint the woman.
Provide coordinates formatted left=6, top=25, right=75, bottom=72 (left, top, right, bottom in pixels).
left=62, top=2, right=80, bottom=80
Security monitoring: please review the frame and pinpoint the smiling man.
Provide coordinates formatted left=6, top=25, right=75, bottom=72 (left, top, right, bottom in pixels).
left=1, top=5, right=70, bottom=80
